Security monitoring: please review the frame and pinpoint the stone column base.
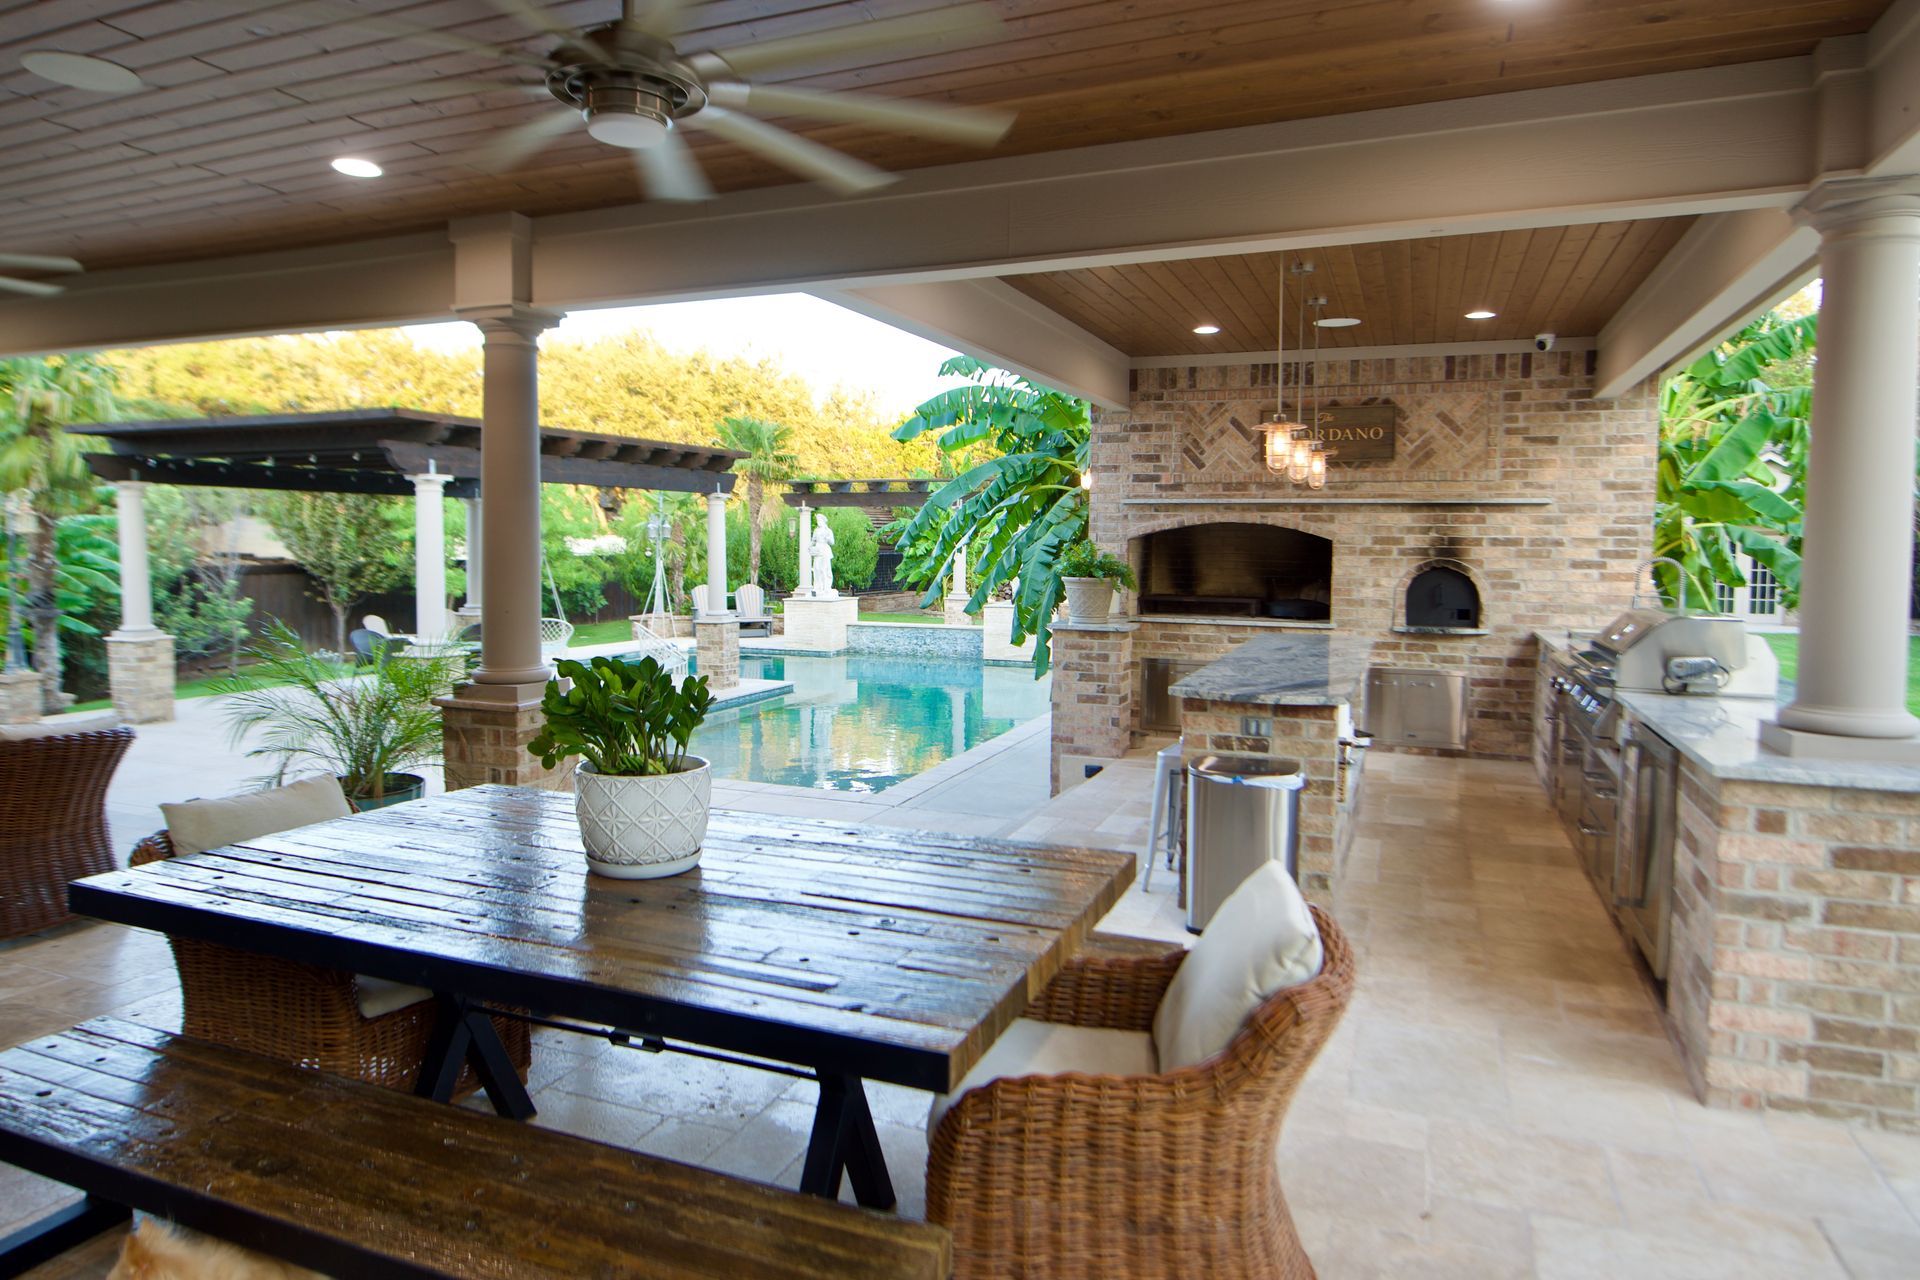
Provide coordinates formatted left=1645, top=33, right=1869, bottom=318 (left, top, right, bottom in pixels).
left=1759, top=720, right=1920, bottom=763
left=106, top=630, right=176, bottom=724
left=981, top=602, right=1036, bottom=663
left=783, top=596, right=860, bottom=652
left=437, top=684, right=575, bottom=792
left=695, top=620, right=740, bottom=691
left=1048, top=621, right=1137, bottom=794
left=943, top=599, right=975, bottom=627
left=0, top=668, right=39, bottom=724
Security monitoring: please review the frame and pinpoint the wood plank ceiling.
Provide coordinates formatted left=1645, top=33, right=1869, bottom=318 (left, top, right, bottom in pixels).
left=0, top=1, right=1890, bottom=272
left=1000, top=219, right=1697, bottom=356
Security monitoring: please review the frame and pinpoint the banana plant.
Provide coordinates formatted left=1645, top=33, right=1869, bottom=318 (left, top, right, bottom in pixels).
left=1653, top=312, right=1817, bottom=612
left=888, top=358, right=1090, bottom=674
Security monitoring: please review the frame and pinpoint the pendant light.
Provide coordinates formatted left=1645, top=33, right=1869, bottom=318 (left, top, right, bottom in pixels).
left=1260, top=259, right=1314, bottom=473
left=1306, top=294, right=1334, bottom=489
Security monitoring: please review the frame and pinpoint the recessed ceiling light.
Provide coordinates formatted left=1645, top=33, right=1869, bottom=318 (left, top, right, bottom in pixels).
left=1315, top=317, right=1361, bottom=328
left=1464, top=309, right=1497, bottom=320
left=19, top=51, right=143, bottom=93
left=331, top=157, right=384, bottom=179
left=1192, top=324, right=1221, bottom=335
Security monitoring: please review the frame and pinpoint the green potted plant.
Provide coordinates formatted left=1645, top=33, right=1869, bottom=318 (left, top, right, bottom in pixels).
left=1057, top=542, right=1136, bottom=625
left=529, top=655, right=717, bottom=879
left=218, top=619, right=465, bottom=809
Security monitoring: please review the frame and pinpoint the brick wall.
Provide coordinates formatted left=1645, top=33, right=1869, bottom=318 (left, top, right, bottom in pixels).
left=1670, top=761, right=1920, bottom=1131
left=1085, top=351, right=1657, bottom=758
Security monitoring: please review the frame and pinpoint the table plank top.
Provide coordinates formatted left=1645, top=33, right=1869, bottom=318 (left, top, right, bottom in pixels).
left=71, top=786, right=1136, bottom=1093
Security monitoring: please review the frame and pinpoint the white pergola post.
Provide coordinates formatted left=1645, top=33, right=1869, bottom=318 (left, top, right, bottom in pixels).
left=705, top=487, right=731, bottom=616
left=471, top=312, right=558, bottom=689
left=103, top=479, right=175, bottom=724
left=1762, top=176, right=1920, bottom=759
left=411, top=470, right=451, bottom=643
left=113, top=481, right=156, bottom=635
left=794, top=502, right=813, bottom=597
left=461, top=496, right=483, bottom=615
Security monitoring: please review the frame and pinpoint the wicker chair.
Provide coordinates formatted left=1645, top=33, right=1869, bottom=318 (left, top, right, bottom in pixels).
left=0, top=725, right=133, bottom=939
left=927, top=908, right=1356, bottom=1280
left=131, top=829, right=530, bottom=1096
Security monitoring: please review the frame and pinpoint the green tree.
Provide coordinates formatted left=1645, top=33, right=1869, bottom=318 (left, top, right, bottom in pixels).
left=713, top=415, right=797, bottom=586
left=259, top=492, right=410, bottom=654
left=1654, top=312, right=1817, bottom=612
left=889, top=358, right=1090, bottom=674
left=147, top=486, right=254, bottom=676
left=0, top=355, right=119, bottom=710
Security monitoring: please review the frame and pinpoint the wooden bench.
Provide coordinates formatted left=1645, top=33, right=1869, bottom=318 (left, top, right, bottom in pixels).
left=0, top=1018, right=951, bottom=1280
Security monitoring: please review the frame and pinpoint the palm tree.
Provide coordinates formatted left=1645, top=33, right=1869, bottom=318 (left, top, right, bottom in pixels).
left=713, top=415, right=797, bottom=586
left=0, top=356, right=118, bottom=711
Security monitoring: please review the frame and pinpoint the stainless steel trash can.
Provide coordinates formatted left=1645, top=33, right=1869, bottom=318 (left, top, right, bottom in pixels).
left=1184, top=754, right=1306, bottom=934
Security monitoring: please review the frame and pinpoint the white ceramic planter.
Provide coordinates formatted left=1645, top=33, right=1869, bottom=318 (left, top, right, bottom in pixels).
left=1062, top=577, right=1116, bottom=625
left=574, top=757, right=712, bottom=879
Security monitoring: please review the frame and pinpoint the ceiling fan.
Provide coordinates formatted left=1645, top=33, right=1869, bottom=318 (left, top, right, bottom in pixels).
left=307, top=0, right=1017, bottom=201
left=0, top=254, right=82, bottom=298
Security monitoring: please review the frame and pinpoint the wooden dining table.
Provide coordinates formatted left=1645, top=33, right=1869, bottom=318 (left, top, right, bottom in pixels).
left=69, top=785, right=1136, bottom=1209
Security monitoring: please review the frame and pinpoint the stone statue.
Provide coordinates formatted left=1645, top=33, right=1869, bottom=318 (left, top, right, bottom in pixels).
left=811, top=518, right=837, bottom=598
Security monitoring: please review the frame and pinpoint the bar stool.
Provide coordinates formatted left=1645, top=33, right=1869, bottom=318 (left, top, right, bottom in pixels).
left=1143, top=741, right=1184, bottom=892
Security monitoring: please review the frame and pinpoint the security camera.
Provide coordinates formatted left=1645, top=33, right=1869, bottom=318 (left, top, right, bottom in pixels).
left=1533, top=333, right=1556, bottom=352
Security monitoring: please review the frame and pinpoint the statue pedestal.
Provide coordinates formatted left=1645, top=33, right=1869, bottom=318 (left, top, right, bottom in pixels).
left=783, top=596, right=860, bottom=653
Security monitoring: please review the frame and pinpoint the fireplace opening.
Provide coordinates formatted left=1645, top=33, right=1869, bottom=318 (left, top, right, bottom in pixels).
left=1405, top=564, right=1481, bottom=628
left=1134, top=523, right=1332, bottom=620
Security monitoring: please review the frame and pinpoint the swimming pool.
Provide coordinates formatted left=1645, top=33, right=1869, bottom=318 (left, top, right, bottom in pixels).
left=681, top=653, right=1050, bottom=793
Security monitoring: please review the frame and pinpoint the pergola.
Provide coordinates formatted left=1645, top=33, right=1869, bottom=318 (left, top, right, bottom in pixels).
left=73, top=410, right=740, bottom=710
left=781, top=480, right=955, bottom=613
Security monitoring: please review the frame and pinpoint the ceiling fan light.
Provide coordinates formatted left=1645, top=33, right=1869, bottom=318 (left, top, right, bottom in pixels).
left=584, top=80, right=675, bottom=149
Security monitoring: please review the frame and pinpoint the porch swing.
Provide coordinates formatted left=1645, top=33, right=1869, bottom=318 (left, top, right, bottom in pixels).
left=540, top=559, right=575, bottom=659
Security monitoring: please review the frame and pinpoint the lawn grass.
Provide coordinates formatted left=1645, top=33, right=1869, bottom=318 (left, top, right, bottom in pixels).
left=568, top=619, right=634, bottom=647
left=67, top=668, right=302, bottom=714
left=857, top=611, right=946, bottom=624
left=1761, top=632, right=1920, bottom=716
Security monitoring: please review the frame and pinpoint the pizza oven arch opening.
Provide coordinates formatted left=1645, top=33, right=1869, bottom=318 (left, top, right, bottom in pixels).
left=1404, top=563, right=1482, bottom=629
left=1133, top=522, right=1332, bottom=620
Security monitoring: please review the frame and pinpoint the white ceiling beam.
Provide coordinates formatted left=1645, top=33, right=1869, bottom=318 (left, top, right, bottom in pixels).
left=1594, top=209, right=1819, bottom=400
left=822, top=279, right=1130, bottom=410
left=1867, top=0, right=1920, bottom=176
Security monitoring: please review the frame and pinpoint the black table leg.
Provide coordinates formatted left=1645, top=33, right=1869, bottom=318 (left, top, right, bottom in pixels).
left=414, top=995, right=536, bottom=1121
left=799, top=1074, right=895, bottom=1210
left=0, top=1196, right=128, bottom=1279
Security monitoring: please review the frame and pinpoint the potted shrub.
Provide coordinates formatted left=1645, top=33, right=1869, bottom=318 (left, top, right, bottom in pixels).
left=1057, top=542, right=1137, bottom=625
left=218, top=619, right=466, bottom=809
left=529, top=655, right=717, bottom=879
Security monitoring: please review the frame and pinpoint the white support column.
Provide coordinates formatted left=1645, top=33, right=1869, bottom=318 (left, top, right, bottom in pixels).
left=462, top=497, right=483, bottom=613
left=113, top=481, right=156, bottom=635
left=411, top=470, right=451, bottom=643
left=1762, top=176, right=1920, bottom=759
left=794, top=503, right=813, bottom=597
left=706, top=487, right=731, bottom=617
left=470, top=310, right=559, bottom=691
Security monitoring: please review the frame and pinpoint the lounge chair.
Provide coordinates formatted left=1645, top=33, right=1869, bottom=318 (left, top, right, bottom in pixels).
left=0, top=718, right=132, bottom=938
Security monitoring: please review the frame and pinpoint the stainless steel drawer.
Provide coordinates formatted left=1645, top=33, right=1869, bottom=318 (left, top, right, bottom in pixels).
left=1141, top=658, right=1204, bottom=733
left=1366, top=667, right=1468, bottom=750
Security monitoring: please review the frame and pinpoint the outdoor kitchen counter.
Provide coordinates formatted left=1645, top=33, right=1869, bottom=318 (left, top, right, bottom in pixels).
left=1169, top=634, right=1375, bottom=707
left=1617, top=690, right=1920, bottom=794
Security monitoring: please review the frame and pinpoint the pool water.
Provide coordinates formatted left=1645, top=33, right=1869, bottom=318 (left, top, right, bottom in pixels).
left=684, top=653, right=1051, bottom=793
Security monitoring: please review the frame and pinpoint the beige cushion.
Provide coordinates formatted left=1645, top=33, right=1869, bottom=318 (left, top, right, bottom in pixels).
left=0, top=714, right=121, bottom=742
left=1152, top=862, right=1322, bottom=1072
left=162, top=775, right=353, bottom=857
left=354, top=975, right=433, bottom=1019
left=927, top=1017, right=1157, bottom=1134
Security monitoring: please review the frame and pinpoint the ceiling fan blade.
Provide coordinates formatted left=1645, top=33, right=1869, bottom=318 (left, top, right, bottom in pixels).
left=686, top=108, right=893, bottom=196
left=478, top=0, right=609, bottom=64
left=709, top=83, right=1012, bottom=146
left=636, top=131, right=714, bottom=201
left=0, top=253, right=82, bottom=274
left=620, top=0, right=694, bottom=39
left=0, top=277, right=65, bottom=298
left=698, top=4, right=1003, bottom=77
left=472, top=110, right=583, bottom=171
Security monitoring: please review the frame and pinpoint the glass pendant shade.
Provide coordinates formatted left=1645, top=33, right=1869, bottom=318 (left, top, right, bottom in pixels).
left=1262, top=420, right=1307, bottom=473
left=1307, top=450, right=1328, bottom=489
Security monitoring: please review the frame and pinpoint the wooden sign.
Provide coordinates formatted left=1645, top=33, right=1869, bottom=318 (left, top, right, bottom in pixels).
left=1306, top=403, right=1397, bottom=461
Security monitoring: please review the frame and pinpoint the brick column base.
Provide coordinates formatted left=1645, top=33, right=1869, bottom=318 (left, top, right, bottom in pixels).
left=0, top=669, right=40, bottom=724
left=437, top=686, right=575, bottom=792
left=106, top=630, right=176, bottom=724
left=695, top=621, right=739, bottom=691
left=1049, top=621, right=1137, bottom=793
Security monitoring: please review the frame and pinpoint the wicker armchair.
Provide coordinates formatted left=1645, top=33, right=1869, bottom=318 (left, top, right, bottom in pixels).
left=0, top=725, right=133, bottom=938
left=132, top=829, right=529, bottom=1096
left=927, top=908, right=1356, bottom=1280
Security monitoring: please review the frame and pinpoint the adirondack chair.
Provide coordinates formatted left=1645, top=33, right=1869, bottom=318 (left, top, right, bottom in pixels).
left=734, top=583, right=774, bottom=636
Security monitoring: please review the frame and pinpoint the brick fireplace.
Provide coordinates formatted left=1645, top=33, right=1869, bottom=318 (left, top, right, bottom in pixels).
left=1052, top=349, right=1659, bottom=776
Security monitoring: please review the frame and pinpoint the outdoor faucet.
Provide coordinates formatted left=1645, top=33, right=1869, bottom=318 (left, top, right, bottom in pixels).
left=1632, top=556, right=1691, bottom=615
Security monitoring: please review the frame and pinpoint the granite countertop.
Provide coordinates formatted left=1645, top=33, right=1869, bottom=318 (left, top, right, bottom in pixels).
left=1616, top=691, right=1920, bottom=795
left=1170, top=634, right=1375, bottom=707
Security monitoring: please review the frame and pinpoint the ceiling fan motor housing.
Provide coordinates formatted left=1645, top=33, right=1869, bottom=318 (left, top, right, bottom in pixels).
left=581, top=78, right=677, bottom=148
